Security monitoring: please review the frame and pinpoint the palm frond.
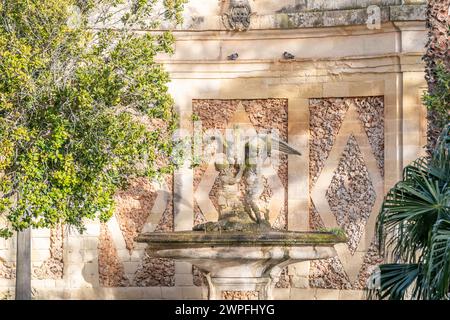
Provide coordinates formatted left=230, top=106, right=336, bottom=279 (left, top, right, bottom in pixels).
left=371, top=124, right=450, bottom=300
left=367, top=263, right=421, bottom=300
left=423, top=218, right=450, bottom=299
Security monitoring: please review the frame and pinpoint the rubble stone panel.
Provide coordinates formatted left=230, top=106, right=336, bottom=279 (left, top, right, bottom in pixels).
left=309, top=97, right=384, bottom=289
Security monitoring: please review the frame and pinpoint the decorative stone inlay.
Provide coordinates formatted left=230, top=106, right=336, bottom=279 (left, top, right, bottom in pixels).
left=309, top=98, right=349, bottom=187
left=423, top=0, right=449, bottom=153
left=326, top=135, right=376, bottom=255
left=354, top=97, right=384, bottom=176
left=193, top=265, right=208, bottom=287
left=132, top=255, right=175, bottom=287
left=309, top=97, right=385, bottom=287
left=114, top=178, right=159, bottom=251
left=98, top=224, right=129, bottom=287
left=309, top=203, right=351, bottom=289
left=222, top=291, right=259, bottom=300
left=98, top=176, right=175, bottom=287
left=33, top=225, right=64, bottom=280
left=0, top=258, right=14, bottom=279
left=274, top=267, right=290, bottom=288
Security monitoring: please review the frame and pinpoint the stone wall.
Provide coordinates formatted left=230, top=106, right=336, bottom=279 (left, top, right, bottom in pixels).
left=309, top=97, right=384, bottom=289
left=423, top=0, right=450, bottom=153
left=0, top=0, right=429, bottom=300
left=98, top=177, right=175, bottom=287
left=178, top=0, right=425, bottom=31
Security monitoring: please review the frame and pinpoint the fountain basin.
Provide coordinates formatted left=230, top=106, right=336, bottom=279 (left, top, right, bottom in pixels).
left=136, top=231, right=345, bottom=300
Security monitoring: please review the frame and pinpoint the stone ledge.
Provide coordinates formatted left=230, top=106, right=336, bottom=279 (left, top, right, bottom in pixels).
left=390, top=5, right=427, bottom=21
left=137, top=231, right=345, bottom=248
left=174, top=5, right=425, bottom=31
left=275, top=0, right=404, bottom=13
left=270, top=7, right=391, bottom=29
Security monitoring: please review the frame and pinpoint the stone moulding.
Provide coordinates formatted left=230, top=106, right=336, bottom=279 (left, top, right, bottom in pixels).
left=309, top=97, right=385, bottom=287
left=136, top=231, right=345, bottom=248
left=181, top=4, right=425, bottom=31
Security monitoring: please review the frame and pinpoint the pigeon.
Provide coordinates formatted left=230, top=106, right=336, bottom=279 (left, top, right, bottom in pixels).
left=283, top=51, right=295, bottom=60
left=227, top=53, right=239, bottom=61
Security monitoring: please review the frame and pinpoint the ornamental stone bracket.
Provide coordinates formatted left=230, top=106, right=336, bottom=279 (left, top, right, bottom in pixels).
left=222, top=0, right=255, bottom=31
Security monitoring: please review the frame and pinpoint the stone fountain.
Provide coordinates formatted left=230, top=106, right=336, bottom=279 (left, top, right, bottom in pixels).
left=137, top=130, right=345, bottom=300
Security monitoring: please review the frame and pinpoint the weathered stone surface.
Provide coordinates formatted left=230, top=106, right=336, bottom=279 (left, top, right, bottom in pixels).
left=193, top=219, right=273, bottom=233
left=390, top=4, right=427, bottom=21
left=138, top=231, right=345, bottom=248
left=222, top=290, right=259, bottom=300
left=98, top=224, right=128, bottom=287
left=355, top=97, right=384, bottom=176
left=114, top=178, right=159, bottom=251
left=98, top=175, right=175, bottom=287
left=309, top=204, right=352, bottom=289
left=193, top=265, right=208, bottom=287
left=139, top=230, right=342, bottom=300
left=0, top=0, right=430, bottom=302
left=273, top=8, right=391, bottom=29
left=132, top=254, right=175, bottom=287
left=423, top=0, right=450, bottom=154
left=309, top=98, right=347, bottom=187
left=176, top=1, right=424, bottom=31
left=0, top=258, right=14, bottom=280
left=33, top=225, right=64, bottom=280
left=309, top=97, right=384, bottom=289
left=326, top=135, right=376, bottom=254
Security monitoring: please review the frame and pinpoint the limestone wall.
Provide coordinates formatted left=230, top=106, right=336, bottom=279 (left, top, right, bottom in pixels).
left=0, top=0, right=431, bottom=300
left=174, top=0, right=425, bottom=31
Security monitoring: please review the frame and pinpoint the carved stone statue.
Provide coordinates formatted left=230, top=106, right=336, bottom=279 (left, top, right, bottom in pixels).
left=194, top=133, right=302, bottom=232
left=222, top=0, right=254, bottom=32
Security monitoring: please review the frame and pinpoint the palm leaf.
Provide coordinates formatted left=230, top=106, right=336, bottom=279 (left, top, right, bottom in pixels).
left=368, top=263, right=421, bottom=300
left=371, top=124, right=450, bottom=300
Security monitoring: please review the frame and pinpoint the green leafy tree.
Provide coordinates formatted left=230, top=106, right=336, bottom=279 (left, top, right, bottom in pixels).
left=0, top=0, right=186, bottom=298
left=369, top=125, right=450, bottom=299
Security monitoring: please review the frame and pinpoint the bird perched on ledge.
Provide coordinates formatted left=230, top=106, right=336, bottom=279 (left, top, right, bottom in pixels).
left=227, top=53, right=239, bottom=60
left=283, top=51, right=295, bottom=60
